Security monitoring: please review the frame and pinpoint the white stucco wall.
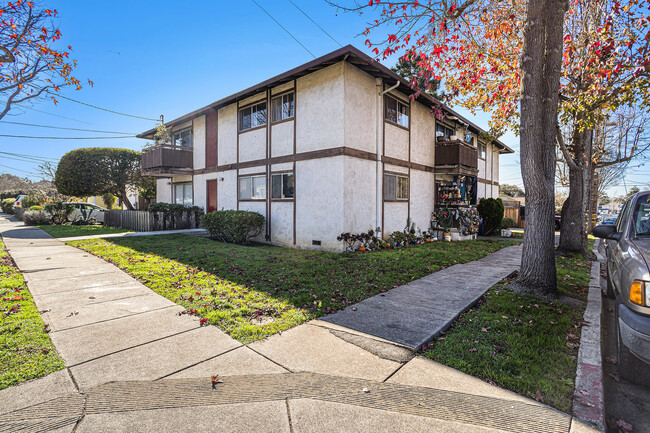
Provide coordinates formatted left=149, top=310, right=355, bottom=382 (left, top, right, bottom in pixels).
left=343, top=157, right=377, bottom=235
left=343, top=63, right=376, bottom=154
left=239, top=128, right=266, bottom=162
left=384, top=123, right=409, bottom=161
left=271, top=120, right=293, bottom=157
left=296, top=63, right=344, bottom=153
left=193, top=115, right=206, bottom=170
left=156, top=178, right=172, bottom=203
left=384, top=201, right=408, bottom=236
left=410, top=102, right=436, bottom=167
left=270, top=202, right=293, bottom=247
left=217, top=170, right=237, bottom=210
left=410, top=170, right=435, bottom=233
left=295, top=156, right=344, bottom=251
left=218, top=104, right=237, bottom=165
left=193, top=172, right=220, bottom=212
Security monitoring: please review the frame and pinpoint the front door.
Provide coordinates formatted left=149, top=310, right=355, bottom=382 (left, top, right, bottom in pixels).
left=207, top=179, right=217, bottom=212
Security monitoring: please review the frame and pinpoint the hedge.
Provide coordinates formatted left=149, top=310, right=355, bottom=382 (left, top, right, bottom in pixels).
left=201, top=210, right=265, bottom=244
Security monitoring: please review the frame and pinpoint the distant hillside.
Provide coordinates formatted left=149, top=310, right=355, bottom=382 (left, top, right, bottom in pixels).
left=0, top=173, right=56, bottom=195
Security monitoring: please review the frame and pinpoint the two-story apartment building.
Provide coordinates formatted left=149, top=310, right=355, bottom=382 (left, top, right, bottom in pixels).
left=138, top=45, right=513, bottom=251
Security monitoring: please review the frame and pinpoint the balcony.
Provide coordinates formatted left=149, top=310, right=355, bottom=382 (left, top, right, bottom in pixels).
left=435, top=140, right=478, bottom=175
left=141, top=144, right=193, bottom=176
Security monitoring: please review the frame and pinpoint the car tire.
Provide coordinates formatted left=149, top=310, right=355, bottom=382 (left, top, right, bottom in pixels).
left=555, top=221, right=561, bottom=231
left=615, top=299, right=650, bottom=387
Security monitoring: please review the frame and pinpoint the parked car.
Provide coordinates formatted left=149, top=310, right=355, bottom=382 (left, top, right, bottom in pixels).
left=554, top=215, right=561, bottom=231
left=13, top=195, right=27, bottom=208
left=65, top=202, right=108, bottom=224
left=593, top=190, right=650, bottom=384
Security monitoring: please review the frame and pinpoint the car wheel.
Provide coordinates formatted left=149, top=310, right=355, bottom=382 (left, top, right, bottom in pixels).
left=615, top=299, right=650, bottom=386
left=554, top=221, right=560, bottom=231
left=603, top=270, right=615, bottom=299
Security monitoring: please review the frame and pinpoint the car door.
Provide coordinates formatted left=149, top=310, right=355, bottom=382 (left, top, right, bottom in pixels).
left=610, top=201, right=631, bottom=294
left=86, top=204, right=105, bottom=223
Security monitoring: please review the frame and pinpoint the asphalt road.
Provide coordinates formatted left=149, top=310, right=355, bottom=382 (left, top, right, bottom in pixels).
left=600, top=263, right=650, bottom=433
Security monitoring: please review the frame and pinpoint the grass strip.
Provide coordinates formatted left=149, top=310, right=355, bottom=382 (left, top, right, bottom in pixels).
left=38, top=224, right=133, bottom=238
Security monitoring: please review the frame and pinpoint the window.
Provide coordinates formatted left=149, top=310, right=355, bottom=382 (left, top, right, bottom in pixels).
left=384, top=174, right=409, bottom=200
left=632, top=194, right=650, bottom=236
left=173, top=183, right=193, bottom=205
left=271, top=92, right=294, bottom=122
left=464, top=133, right=475, bottom=146
left=478, top=142, right=487, bottom=159
left=239, top=102, right=267, bottom=131
left=238, top=175, right=266, bottom=200
left=385, top=96, right=409, bottom=128
left=271, top=173, right=295, bottom=199
left=173, top=128, right=192, bottom=148
left=436, top=123, right=454, bottom=140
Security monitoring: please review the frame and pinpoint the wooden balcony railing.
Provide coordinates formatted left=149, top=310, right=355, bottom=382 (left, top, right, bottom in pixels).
left=141, top=144, right=193, bottom=173
left=435, top=140, right=478, bottom=169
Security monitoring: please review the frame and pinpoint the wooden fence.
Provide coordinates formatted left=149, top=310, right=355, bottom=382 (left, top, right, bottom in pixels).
left=105, top=210, right=202, bottom=232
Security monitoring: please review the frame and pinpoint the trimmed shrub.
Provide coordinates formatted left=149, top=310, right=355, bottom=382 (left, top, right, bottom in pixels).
left=501, top=217, right=515, bottom=229
left=1, top=198, right=15, bottom=214
left=23, top=210, right=51, bottom=226
left=477, top=198, right=504, bottom=236
left=201, top=210, right=265, bottom=244
left=147, top=202, right=202, bottom=213
left=29, top=205, right=44, bottom=211
left=19, top=195, right=40, bottom=208
left=44, top=202, right=74, bottom=225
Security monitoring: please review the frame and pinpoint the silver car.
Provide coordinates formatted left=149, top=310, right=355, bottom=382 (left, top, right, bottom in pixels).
left=593, top=190, right=650, bottom=384
left=66, top=202, right=108, bottom=224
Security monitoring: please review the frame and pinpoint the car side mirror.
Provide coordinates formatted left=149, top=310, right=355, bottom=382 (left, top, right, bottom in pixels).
left=592, top=225, right=621, bottom=241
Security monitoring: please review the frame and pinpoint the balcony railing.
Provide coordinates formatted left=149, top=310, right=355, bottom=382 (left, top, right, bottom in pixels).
left=435, top=140, right=478, bottom=169
left=141, top=144, right=193, bottom=174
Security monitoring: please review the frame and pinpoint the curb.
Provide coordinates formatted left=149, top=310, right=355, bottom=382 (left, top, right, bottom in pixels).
left=572, top=238, right=605, bottom=431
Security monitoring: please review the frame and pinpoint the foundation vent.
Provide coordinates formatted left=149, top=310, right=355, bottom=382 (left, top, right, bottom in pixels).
left=312, top=240, right=321, bottom=246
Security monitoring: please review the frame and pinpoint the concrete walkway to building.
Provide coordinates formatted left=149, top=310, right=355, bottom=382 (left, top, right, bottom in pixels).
left=0, top=215, right=596, bottom=433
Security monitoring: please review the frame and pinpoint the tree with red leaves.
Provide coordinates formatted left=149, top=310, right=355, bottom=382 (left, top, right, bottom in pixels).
left=0, top=0, right=91, bottom=120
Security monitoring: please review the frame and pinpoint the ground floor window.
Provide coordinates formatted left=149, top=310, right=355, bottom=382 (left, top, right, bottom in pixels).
left=239, top=175, right=266, bottom=200
left=271, top=173, right=294, bottom=199
left=173, top=182, right=193, bottom=205
left=384, top=173, right=409, bottom=200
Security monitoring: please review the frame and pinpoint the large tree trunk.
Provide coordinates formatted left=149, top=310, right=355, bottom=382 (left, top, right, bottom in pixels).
left=121, top=190, right=135, bottom=210
left=513, top=0, right=567, bottom=298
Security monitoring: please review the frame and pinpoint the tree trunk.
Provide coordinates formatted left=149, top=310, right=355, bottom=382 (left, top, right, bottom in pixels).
left=513, top=0, right=567, bottom=298
left=121, top=191, right=135, bottom=210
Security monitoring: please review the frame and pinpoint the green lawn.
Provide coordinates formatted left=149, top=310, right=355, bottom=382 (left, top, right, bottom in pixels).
left=68, top=235, right=516, bottom=343
left=38, top=224, right=133, bottom=238
left=0, top=240, right=65, bottom=390
left=422, top=253, right=593, bottom=412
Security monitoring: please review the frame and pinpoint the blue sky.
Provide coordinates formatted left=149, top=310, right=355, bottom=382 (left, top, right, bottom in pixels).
left=1, top=0, right=647, bottom=196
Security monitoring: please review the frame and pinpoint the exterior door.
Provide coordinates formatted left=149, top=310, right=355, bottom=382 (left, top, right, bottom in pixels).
left=207, top=179, right=218, bottom=213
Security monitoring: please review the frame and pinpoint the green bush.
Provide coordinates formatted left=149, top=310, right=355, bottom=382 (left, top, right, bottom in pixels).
left=44, top=202, right=74, bottom=225
left=501, top=217, right=515, bottom=229
left=23, top=210, right=51, bottom=226
left=477, top=198, right=504, bottom=236
left=1, top=198, right=15, bottom=214
left=147, top=202, right=202, bottom=213
left=18, top=195, right=41, bottom=209
left=201, top=210, right=265, bottom=244
left=29, top=205, right=44, bottom=211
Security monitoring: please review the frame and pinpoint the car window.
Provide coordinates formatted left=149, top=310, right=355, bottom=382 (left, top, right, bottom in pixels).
left=632, top=193, right=650, bottom=236
left=616, top=202, right=629, bottom=232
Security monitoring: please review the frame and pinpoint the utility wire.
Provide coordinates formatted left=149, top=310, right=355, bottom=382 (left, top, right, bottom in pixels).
left=0, top=155, right=55, bottom=164
left=250, top=0, right=316, bottom=58
left=0, top=120, right=136, bottom=135
left=18, top=106, right=95, bottom=125
left=0, top=151, right=59, bottom=162
left=47, top=91, right=159, bottom=122
left=286, top=0, right=342, bottom=47
left=0, top=134, right=134, bottom=139
left=0, top=163, right=38, bottom=175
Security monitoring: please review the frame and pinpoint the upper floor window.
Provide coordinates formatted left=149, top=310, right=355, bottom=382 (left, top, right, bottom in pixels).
left=239, top=175, right=266, bottom=200
left=384, top=173, right=409, bottom=200
left=239, top=102, right=267, bottom=131
left=385, top=96, right=409, bottom=128
left=271, top=92, right=294, bottom=122
left=478, top=142, right=487, bottom=159
left=436, top=123, right=454, bottom=140
left=271, top=173, right=294, bottom=199
left=173, top=128, right=192, bottom=148
left=464, top=133, right=475, bottom=146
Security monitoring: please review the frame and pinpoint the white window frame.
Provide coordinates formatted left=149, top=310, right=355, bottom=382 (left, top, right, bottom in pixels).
left=436, top=123, right=455, bottom=140
left=238, top=175, right=266, bottom=200
left=385, top=95, right=410, bottom=128
left=271, top=92, right=295, bottom=123
left=383, top=174, right=409, bottom=200
left=173, top=128, right=192, bottom=148
left=173, top=182, right=193, bottom=205
left=478, top=142, right=487, bottom=159
left=271, top=173, right=295, bottom=199
left=239, top=102, right=267, bottom=131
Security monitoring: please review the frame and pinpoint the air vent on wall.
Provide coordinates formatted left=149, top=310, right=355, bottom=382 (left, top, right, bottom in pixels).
left=312, top=240, right=321, bottom=246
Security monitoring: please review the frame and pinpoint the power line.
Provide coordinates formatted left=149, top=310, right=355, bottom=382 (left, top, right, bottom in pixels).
left=0, top=134, right=134, bottom=139
left=0, top=120, right=136, bottom=135
left=0, top=163, right=38, bottom=175
left=0, top=151, right=58, bottom=162
left=0, top=155, right=53, bottom=165
left=47, top=92, right=159, bottom=122
left=287, top=0, right=342, bottom=47
left=250, top=0, right=316, bottom=58
left=17, top=106, right=95, bottom=125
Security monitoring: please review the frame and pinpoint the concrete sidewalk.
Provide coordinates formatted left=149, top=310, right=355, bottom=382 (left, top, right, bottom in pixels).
left=0, top=215, right=597, bottom=432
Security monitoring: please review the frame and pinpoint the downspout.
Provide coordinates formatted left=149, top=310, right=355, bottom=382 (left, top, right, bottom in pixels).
left=376, top=79, right=400, bottom=235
